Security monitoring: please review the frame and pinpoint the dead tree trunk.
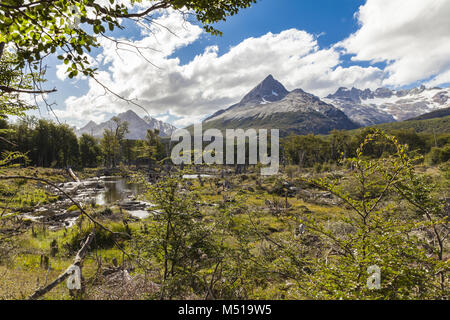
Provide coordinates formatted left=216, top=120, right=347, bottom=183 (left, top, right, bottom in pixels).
left=67, top=167, right=80, bottom=183
left=28, top=233, right=95, bottom=300
left=298, top=150, right=305, bottom=170
left=0, top=42, right=4, bottom=60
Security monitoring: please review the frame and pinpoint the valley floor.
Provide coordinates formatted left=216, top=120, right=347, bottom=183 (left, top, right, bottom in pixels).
left=0, top=163, right=448, bottom=300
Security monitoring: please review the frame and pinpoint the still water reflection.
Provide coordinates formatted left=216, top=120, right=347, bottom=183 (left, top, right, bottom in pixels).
left=96, top=177, right=144, bottom=206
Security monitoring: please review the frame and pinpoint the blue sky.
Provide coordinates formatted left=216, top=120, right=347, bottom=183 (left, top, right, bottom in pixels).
left=175, top=0, right=365, bottom=63
left=43, top=0, right=450, bottom=127
left=50, top=0, right=365, bottom=105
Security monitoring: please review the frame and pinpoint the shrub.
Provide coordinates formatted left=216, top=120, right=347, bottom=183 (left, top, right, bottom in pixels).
left=64, top=223, right=128, bottom=253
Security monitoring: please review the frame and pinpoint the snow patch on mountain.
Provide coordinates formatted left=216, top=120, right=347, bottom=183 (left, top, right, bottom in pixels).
left=204, top=76, right=358, bottom=135
left=324, top=86, right=450, bottom=126
left=76, top=110, right=177, bottom=140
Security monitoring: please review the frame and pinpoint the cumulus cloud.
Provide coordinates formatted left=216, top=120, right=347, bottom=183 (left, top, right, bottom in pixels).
left=339, top=0, right=450, bottom=86
left=59, top=1, right=450, bottom=128
left=58, top=10, right=385, bottom=127
left=425, top=69, right=450, bottom=88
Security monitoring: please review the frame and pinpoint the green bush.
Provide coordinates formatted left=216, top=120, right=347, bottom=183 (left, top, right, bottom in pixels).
left=64, top=223, right=128, bottom=253
left=427, top=146, right=450, bottom=165
left=313, top=162, right=322, bottom=173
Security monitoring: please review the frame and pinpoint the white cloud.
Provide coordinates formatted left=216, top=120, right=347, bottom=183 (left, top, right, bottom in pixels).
left=425, top=69, right=450, bottom=88
left=155, top=114, right=170, bottom=123
left=173, top=114, right=206, bottom=128
left=339, top=0, right=450, bottom=87
left=59, top=10, right=384, bottom=128
left=62, top=0, right=450, bottom=128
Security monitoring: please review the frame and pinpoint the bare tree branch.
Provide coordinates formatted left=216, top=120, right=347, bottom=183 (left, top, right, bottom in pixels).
left=0, top=42, right=4, bottom=59
left=28, top=232, right=95, bottom=300
left=0, top=85, right=57, bottom=94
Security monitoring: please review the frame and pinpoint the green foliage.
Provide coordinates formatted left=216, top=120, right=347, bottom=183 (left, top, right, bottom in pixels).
left=0, top=50, right=40, bottom=115
left=132, top=175, right=220, bottom=299
left=427, top=146, right=450, bottom=165
left=79, top=133, right=101, bottom=168
left=133, top=129, right=166, bottom=166
left=211, top=197, right=272, bottom=299
left=289, top=131, right=448, bottom=299
left=66, top=204, right=79, bottom=212
left=372, top=115, right=450, bottom=134
left=1, top=117, right=80, bottom=167
left=283, top=134, right=331, bottom=167
left=0, top=151, right=27, bottom=170
left=65, top=223, right=128, bottom=253
left=282, top=127, right=450, bottom=168
left=0, top=0, right=255, bottom=81
left=409, top=107, right=450, bottom=121
left=100, top=117, right=129, bottom=168
left=0, top=116, right=174, bottom=169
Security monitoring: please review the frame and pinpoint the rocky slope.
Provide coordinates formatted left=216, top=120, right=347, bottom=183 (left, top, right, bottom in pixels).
left=324, top=86, right=450, bottom=126
left=407, top=106, right=450, bottom=121
left=203, top=75, right=358, bottom=136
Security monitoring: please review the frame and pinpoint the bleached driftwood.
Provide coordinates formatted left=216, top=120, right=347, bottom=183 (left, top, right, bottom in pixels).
left=67, top=167, right=81, bottom=183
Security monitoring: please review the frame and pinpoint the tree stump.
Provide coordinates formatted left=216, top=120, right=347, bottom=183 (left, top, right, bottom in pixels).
left=40, top=255, right=49, bottom=270
left=50, top=239, right=58, bottom=257
left=123, top=219, right=131, bottom=235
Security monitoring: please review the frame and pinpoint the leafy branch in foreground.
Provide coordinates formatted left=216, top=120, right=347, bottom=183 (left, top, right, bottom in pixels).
left=257, top=130, right=448, bottom=299
left=131, top=175, right=222, bottom=299
left=0, top=50, right=43, bottom=115
left=0, top=0, right=256, bottom=108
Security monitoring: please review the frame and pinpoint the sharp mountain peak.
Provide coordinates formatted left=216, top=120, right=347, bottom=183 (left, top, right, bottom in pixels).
left=239, top=74, right=290, bottom=105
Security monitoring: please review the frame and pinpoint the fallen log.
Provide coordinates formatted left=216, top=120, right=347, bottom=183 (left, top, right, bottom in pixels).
left=67, top=167, right=80, bottom=183
left=28, top=232, right=95, bottom=300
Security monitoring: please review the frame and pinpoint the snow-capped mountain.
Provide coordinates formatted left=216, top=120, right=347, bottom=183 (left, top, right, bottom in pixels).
left=203, top=75, right=358, bottom=136
left=324, top=86, right=450, bottom=126
left=77, top=110, right=177, bottom=140
left=205, top=75, right=290, bottom=121
left=142, top=116, right=177, bottom=137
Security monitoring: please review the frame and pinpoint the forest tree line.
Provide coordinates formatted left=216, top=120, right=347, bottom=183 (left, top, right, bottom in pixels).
left=283, top=128, right=450, bottom=168
left=1, top=116, right=449, bottom=169
left=0, top=116, right=166, bottom=168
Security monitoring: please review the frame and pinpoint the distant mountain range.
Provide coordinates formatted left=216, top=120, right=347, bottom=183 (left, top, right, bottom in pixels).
left=324, top=86, right=450, bottom=126
left=203, top=75, right=359, bottom=136
left=76, top=110, right=177, bottom=140
left=76, top=77, right=450, bottom=140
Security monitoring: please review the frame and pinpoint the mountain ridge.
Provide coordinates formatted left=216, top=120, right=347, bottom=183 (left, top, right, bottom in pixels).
left=76, top=110, right=177, bottom=140
left=202, top=76, right=359, bottom=136
left=205, top=75, right=289, bottom=122
left=324, top=85, right=450, bottom=126
left=407, top=106, right=450, bottom=121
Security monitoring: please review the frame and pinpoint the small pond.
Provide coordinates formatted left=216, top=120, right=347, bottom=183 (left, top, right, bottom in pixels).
left=95, top=177, right=151, bottom=219
left=95, top=177, right=144, bottom=206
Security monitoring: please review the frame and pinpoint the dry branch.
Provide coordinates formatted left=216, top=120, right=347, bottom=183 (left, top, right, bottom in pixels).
left=28, top=232, right=95, bottom=300
left=0, top=85, right=57, bottom=94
